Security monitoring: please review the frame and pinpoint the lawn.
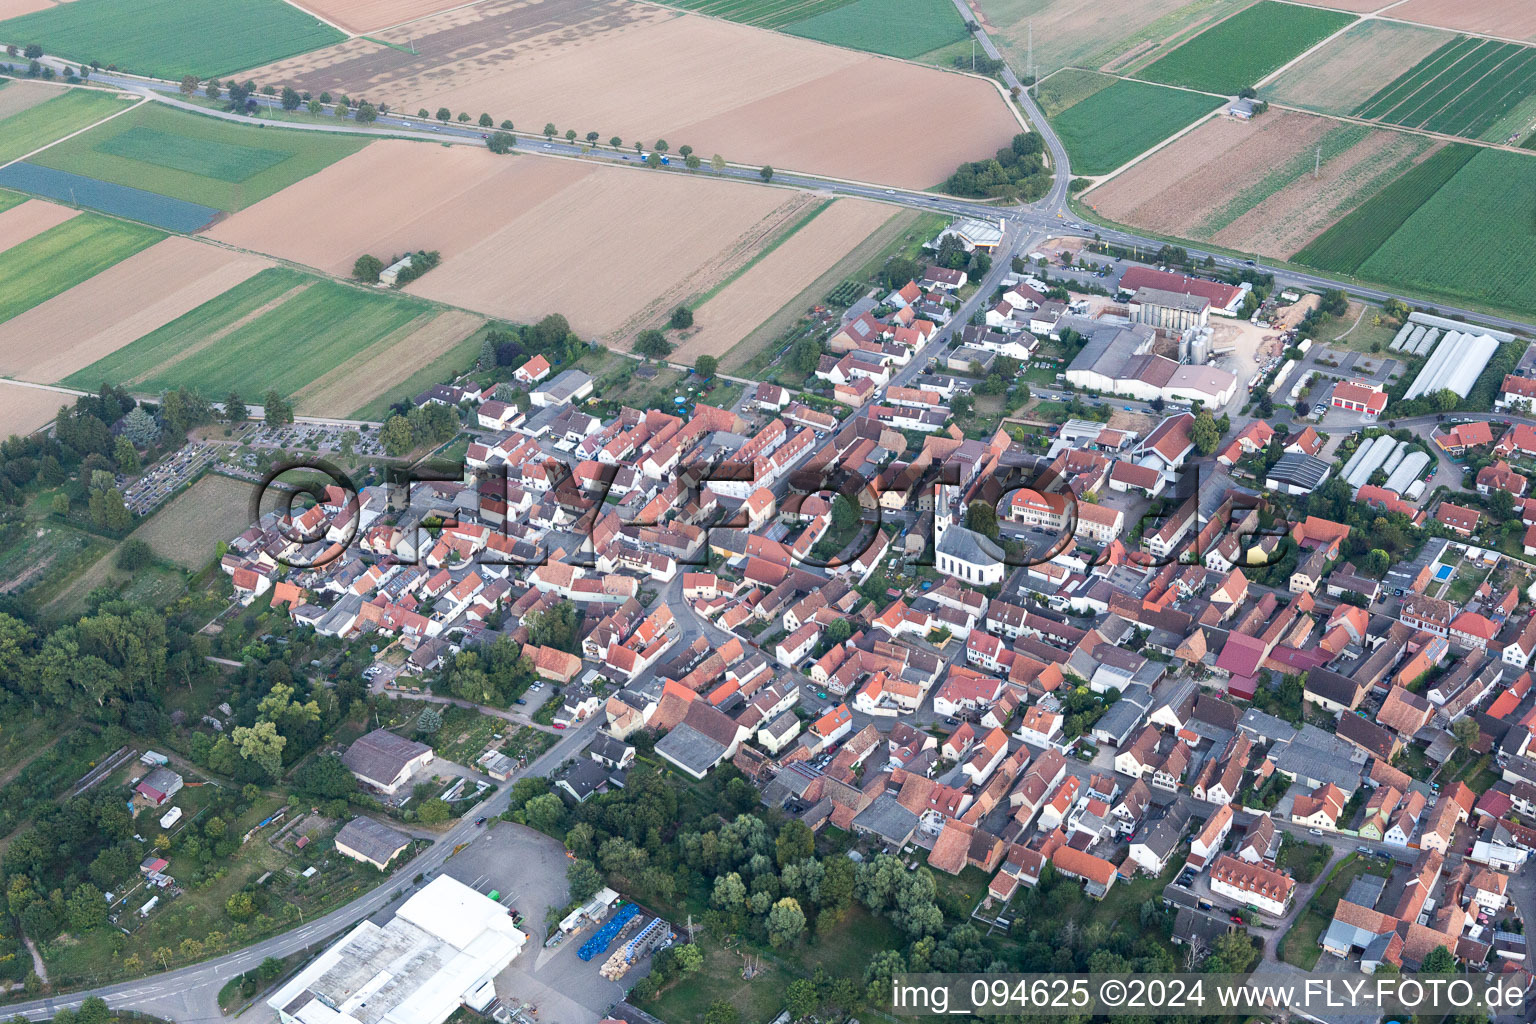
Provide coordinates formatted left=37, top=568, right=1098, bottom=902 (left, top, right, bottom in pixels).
left=0, top=213, right=162, bottom=324
left=1049, top=77, right=1222, bottom=174
left=65, top=268, right=436, bottom=399
left=0, top=87, right=137, bottom=165
left=1139, top=2, right=1357, bottom=95
left=31, top=104, right=370, bottom=211
left=782, top=0, right=971, bottom=58
left=0, top=0, right=346, bottom=78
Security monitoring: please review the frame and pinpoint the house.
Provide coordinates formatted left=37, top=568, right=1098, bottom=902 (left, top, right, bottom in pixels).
left=1331, top=380, right=1387, bottom=419
left=514, top=354, right=552, bottom=384
left=342, top=729, right=435, bottom=795
left=1436, top=502, right=1480, bottom=537
left=1051, top=846, right=1118, bottom=899
left=1189, top=803, right=1233, bottom=868
left=1129, top=805, right=1189, bottom=875
left=531, top=369, right=594, bottom=408
left=1478, top=460, right=1528, bottom=497
left=557, top=759, right=610, bottom=803
left=135, top=767, right=183, bottom=807
left=1209, top=853, right=1294, bottom=917
left=1014, top=704, right=1065, bottom=749
left=1291, top=782, right=1346, bottom=831
left=334, top=817, right=412, bottom=870
left=586, top=733, right=635, bottom=771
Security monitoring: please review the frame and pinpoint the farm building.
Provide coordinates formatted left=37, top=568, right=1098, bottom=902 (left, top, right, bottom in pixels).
left=1404, top=331, right=1501, bottom=401
left=135, top=767, right=183, bottom=807
left=268, top=875, right=526, bottom=1024
left=1128, top=287, right=1210, bottom=331
left=1266, top=453, right=1332, bottom=496
left=937, top=218, right=1004, bottom=252
left=1117, top=267, right=1245, bottom=317
left=531, top=369, right=594, bottom=408
left=341, top=729, right=435, bottom=796
left=334, top=816, right=412, bottom=870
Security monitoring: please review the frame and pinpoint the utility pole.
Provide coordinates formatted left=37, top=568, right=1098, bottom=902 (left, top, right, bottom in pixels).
left=1028, top=22, right=1034, bottom=95
left=971, top=33, right=975, bottom=72
left=1314, top=144, right=1321, bottom=180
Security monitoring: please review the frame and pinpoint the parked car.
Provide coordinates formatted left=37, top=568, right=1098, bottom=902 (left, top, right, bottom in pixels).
left=475, top=817, right=487, bottom=826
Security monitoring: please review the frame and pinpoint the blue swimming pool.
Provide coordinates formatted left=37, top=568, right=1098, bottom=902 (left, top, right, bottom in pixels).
left=1435, top=564, right=1454, bottom=581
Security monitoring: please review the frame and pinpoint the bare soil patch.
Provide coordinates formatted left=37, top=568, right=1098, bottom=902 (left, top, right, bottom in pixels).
left=0, top=198, right=78, bottom=252
left=0, top=381, right=66, bottom=437
left=1388, top=0, right=1536, bottom=40
left=294, top=307, right=483, bottom=415
left=0, top=236, right=272, bottom=383
left=207, top=141, right=807, bottom=343
left=131, top=474, right=259, bottom=569
left=674, top=198, right=893, bottom=363
left=294, top=0, right=474, bottom=33
left=1297, top=0, right=1389, bottom=10
left=1211, top=318, right=1284, bottom=385
left=1273, top=293, right=1320, bottom=330
left=1262, top=19, right=1450, bottom=115
left=248, top=0, right=1018, bottom=188
left=0, top=79, right=63, bottom=120
left=0, top=0, right=60, bottom=18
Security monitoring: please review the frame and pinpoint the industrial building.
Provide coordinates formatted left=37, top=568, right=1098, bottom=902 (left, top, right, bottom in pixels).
left=1061, top=316, right=1237, bottom=406
left=269, top=875, right=526, bottom=1024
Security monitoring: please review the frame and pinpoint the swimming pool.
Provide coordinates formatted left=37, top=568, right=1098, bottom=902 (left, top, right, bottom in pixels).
left=1434, top=564, right=1454, bottom=582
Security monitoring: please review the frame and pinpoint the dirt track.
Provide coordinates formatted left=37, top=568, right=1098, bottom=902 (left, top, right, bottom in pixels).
left=247, top=0, right=1018, bottom=189
left=0, top=236, right=272, bottom=383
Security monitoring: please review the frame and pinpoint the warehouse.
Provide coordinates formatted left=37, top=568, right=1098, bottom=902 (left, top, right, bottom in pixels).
left=269, top=876, right=526, bottom=1024
left=1265, top=453, right=1332, bottom=496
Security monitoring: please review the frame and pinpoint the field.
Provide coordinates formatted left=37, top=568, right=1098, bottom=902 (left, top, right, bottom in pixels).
left=63, top=268, right=441, bottom=399
left=1139, top=1, right=1356, bottom=95
left=971, top=0, right=1243, bottom=79
left=1035, top=68, right=1113, bottom=116
left=1353, top=36, right=1536, bottom=142
left=1291, top=142, right=1474, bottom=272
left=0, top=213, right=162, bottom=326
left=205, top=140, right=838, bottom=343
left=291, top=0, right=475, bottom=34
left=1086, top=111, right=1438, bottom=257
left=653, top=0, right=855, bottom=28
left=1047, top=75, right=1221, bottom=174
left=1261, top=19, right=1452, bottom=116
left=30, top=104, right=371, bottom=212
left=0, top=197, right=77, bottom=250
left=0, top=380, right=65, bottom=437
left=780, top=0, right=969, bottom=58
left=246, top=0, right=1020, bottom=189
left=129, top=474, right=259, bottom=569
left=674, top=197, right=893, bottom=363
left=0, top=86, right=136, bottom=165
left=1352, top=148, right=1536, bottom=312
left=1388, top=0, right=1536, bottom=41
left=0, top=235, right=272, bottom=383
left=0, top=0, right=347, bottom=78
left=295, top=308, right=484, bottom=416
left=0, top=78, right=61, bottom=120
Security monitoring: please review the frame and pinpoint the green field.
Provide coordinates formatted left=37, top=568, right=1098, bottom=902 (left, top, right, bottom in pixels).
left=0, top=0, right=345, bottom=78
left=1036, top=68, right=1115, bottom=117
left=0, top=214, right=162, bottom=325
left=1139, top=1, right=1355, bottom=95
left=1292, top=142, right=1475, bottom=273
left=1049, top=77, right=1222, bottom=174
left=1355, top=36, right=1536, bottom=141
left=1354, top=149, right=1536, bottom=312
left=0, top=190, right=24, bottom=215
left=781, top=0, right=969, bottom=57
left=655, top=0, right=855, bottom=28
left=30, top=104, right=369, bottom=211
left=65, top=268, right=437, bottom=397
left=0, top=88, right=136, bottom=165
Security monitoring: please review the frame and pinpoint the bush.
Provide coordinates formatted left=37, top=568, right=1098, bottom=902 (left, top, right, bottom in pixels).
left=352, top=254, right=383, bottom=283
left=669, top=305, right=694, bottom=330
left=116, top=539, right=154, bottom=571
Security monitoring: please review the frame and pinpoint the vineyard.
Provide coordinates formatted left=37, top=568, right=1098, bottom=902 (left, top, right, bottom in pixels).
left=1048, top=78, right=1222, bottom=175
left=1139, top=2, right=1356, bottom=95
left=1355, top=36, right=1536, bottom=141
left=1291, top=143, right=1474, bottom=273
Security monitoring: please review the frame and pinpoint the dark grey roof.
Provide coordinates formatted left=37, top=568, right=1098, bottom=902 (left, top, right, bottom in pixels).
left=342, top=728, right=431, bottom=786
left=655, top=723, right=728, bottom=776
left=586, top=733, right=631, bottom=765
left=334, top=816, right=411, bottom=864
left=1266, top=452, right=1332, bottom=490
left=1136, top=805, right=1190, bottom=859
left=138, top=767, right=182, bottom=795
left=559, top=757, right=610, bottom=799
left=851, top=793, right=919, bottom=846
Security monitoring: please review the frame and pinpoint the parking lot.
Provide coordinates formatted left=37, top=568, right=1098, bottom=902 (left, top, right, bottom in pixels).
left=440, top=822, right=648, bottom=1024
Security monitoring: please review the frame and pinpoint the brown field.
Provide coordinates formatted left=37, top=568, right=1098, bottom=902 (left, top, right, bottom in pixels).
left=1388, top=0, right=1536, bottom=40
left=1261, top=19, right=1450, bottom=115
left=207, top=140, right=820, bottom=342
left=0, top=0, right=59, bottom=18
left=1294, top=0, right=1388, bottom=11
left=674, top=198, right=894, bottom=364
left=0, top=381, right=66, bottom=437
left=0, top=198, right=77, bottom=252
left=1085, top=112, right=1436, bottom=258
left=291, top=0, right=472, bottom=33
left=0, top=236, right=272, bottom=383
left=0, top=79, right=64, bottom=120
left=247, top=0, right=1019, bottom=189
left=131, top=474, right=260, bottom=569
left=981, top=0, right=1244, bottom=76
left=293, top=308, right=483, bottom=415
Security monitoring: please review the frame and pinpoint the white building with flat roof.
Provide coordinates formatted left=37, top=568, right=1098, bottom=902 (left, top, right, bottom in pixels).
left=268, top=876, right=526, bottom=1024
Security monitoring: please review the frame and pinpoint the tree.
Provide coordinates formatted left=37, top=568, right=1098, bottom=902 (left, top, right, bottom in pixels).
left=703, top=1003, right=739, bottom=1024
left=543, top=122, right=557, bottom=138
left=665, top=304, right=696, bottom=330
left=1191, top=411, right=1220, bottom=455
left=417, top=798, right=450, bottom=824
left=308, top=98, right=323, bottom=116
left=832, top=493, right=859, bottom=534
left=711, top=871, right=747, bottom=909
left=759, top=165, right=773, bottom=182
left=567, top=858, right=602, bottom=903
left=951, top=393, right=975, bottom=420
left=66, top=883, right=106, bottom=932
left=206, top=80, right=222, bottom=101
left=179, top=74, right=198, bottom=95
left=51, top=492, right=69, bottom=517
left=381, top=415, right=414, bottom=456
left=1452, top=716, right=1480, bottom=750
left=487, top=131, right=515, bottom=154
left=435, top=107, right=451, bottom=122
left=225, top=391, right=248, bottom=423
left=88, top=485, right=132, bottom=532
left=478, top=112, right=493, bottom=127
left=457, top=112, right=471, bottom=122
left=1361, top=548, right=1390, bottom=578
left=710, top=153, right=726, bottom=174
left=335, top=97, right=351, bottom=120
left=264, top=390, right=293, bottom=426
left=695, top=354, right=718, bottom=377
left=610, top=136, right=622, bottom=149
left=776, top=820, right=814, bottom=868
left=825, top=618, right=852, bottom=646
left=635, top=330, right=672, bottom=358
left=673, top=943, right=703, bottom=975
left=353, top=254, right=384, bottom=282
left=585, top=131, right=599, bottom=145
left=1420, top=945, right=1456, bottom=974
left=645, top=151, right=662, bottom=169
left=226, top=892, right=256, bottom=921
left=767, top=897, right=806, bottom=947
left=355, top=101, right=377, bottom=123
left=281, top=86, right=302, bottom=110
left=23, top=43, right=41, bottom=58
left=416, top=706, right=443, bottom=734
left=117, top=539, right=154, bottom=571
left=684, top=152, right=700, bottom=171
left=231, top=720, right=286, bottom=777
left=122, top=405, right=159, bottom=446
left=564, top=128, right=576, bottom=143
left=966, top=499, right=1000, bottom=540
left=789, top=336, right=821, bottom=374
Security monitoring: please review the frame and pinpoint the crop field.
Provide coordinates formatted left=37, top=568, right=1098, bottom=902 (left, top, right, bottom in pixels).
left=1049, top=77, right=1221, bottom=174
left=1353, top=149, right=1536, bottom=312
left=0, top=236, right=272, bottom=384
left=30, top=104, right=370, bottom=211
left=294, top=308, right=485, bottom=417
left=247, top=0, right=1019, bottom=190
left=64, top=268, right=438, bottom=399
left=0, top=0, right=347, bottom=78
left=0, top=87, right=136, bottom=165
left=0, top=213, right=162, bottom=326
left=294, top=0, right=475, bottom=34
left=1035, top=68, right=1114, bottom=117
left=781, top=0, right=969, bottom=59
left=972, top=0, right=1237, bottom=79
left=129, top=474, right=259, bottom=569
left=1387, top=0, right=1536, bottom=42
left=0, top=381, right=65, bottom=438
left=0, top=79, right=62, bottom=121
left=1354, top=36, right=1536, bottom=141
left=1139, top=2, right=1356, bottom=95
left=1087, top=111, right=1436, bottom=257
left=1292, top=142, right=1474, bottom=273
left=1261, top=20, right=1452, bottom=117
left=0, top=197, right=77, bottom=251
left=654, top=0, right=852, bottom=28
